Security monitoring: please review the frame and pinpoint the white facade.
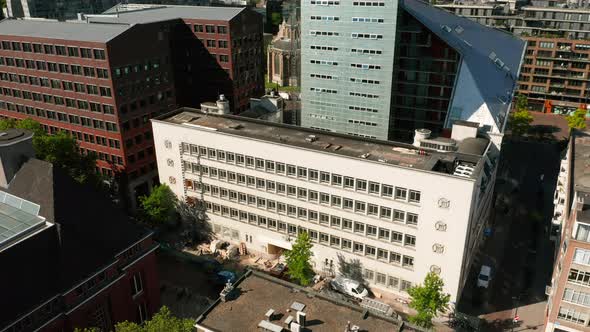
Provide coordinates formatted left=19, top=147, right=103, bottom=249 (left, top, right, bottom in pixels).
left=152, top=111, right=496, bottom=301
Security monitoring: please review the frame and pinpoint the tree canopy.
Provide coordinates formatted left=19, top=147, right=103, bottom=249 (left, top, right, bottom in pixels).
left=515, top=94, right=528, bottom=112
left=284, top=232, right=314, bottom=286
left=407, top=272, right=451, bottom=328
left=567, top=108, right=587, bottom=131
left=114, top=306, right=194, bottom=332
left=0, top=118, right=101, bottom=185
left=139, top=184, right=177, bottom=225
left=508, top=109, right=533, bottom=136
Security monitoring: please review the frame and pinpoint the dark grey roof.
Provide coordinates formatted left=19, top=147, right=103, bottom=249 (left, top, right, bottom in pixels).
left=1, top=159, right=150, bottom=327
left=402, top=0, right=526, bottom=131
left=88, top=5, right=244, bottom=25
left=457, top=137, right=489, bottom=155
left=0, top=19, right=130, bottom=42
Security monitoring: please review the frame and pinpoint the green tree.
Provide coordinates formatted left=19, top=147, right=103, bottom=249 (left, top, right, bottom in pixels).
left=177, top=200, right=213, bottom=245
left=407, top=272, right=451, bottom=328
left=284, top=232, right=314, bottom=286
left=567, top=108, right=587, bottom=131
left=114, top=306, right=194, bottom=332
left=508, top=109, right=533, bottom=136
left=0, top=118, right=101, bottom=185
left=271, top=12, right=282, bottom=26
left=139, top=184, right=177, bottom=225
left=515, top=94, right=528, bottom=112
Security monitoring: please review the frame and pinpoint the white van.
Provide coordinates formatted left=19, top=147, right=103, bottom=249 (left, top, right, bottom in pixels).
left=477, top=265, right=492, bottom=288
left=330, top=276, right=369, bottom=300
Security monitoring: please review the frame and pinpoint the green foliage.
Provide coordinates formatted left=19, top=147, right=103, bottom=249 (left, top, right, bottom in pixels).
left=0, top=118, right=101, bottom=185
left=284, top=232, right=314, bottom=286
left=515, top=94, right=528, bottom=112
left=73, top=328, right=100, bottom=332
left=139, top=184, right=177, bottom=225
left=567, top=108, right=587, bottom=130
left=508, top=109, right=533, bottom=136
left=114, top=306, right=194, bottom=332
left=177, top=200, right=213, bottom=245
left=407, top=272, right=450, bottom=328
left=271, top=12, right=283, bottom=26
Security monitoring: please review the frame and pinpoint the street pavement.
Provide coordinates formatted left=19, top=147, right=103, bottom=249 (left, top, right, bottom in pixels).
left=457, top=138, right=565, bottom=331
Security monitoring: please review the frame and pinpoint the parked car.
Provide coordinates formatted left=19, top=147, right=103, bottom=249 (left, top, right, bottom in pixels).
left=477, top=265, right=492, bottom=288
left=330, top=276, right=368, bottom=300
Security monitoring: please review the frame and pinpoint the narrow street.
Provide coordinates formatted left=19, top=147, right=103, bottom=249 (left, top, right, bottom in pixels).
left=457, top=138, right=564, bottom=331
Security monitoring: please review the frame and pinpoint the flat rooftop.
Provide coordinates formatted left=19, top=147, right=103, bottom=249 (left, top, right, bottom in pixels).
left=195, top=271, right=403, bottom=332
left=87, top=5, right=244, bottom=25
left=155, top=109, right=485, bottom=178
left=573, top=131, right=590, bottom=190
left=0, top=19, right=130, bottom=42
left=0, top=191, right=46, bottom=250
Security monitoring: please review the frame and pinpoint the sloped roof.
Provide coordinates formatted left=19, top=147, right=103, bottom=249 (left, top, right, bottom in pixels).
left=0, top=19, right=129, bottom=42
left=402, top=0, right=526, bottom=131
left=1, top=159, right=150, bottom=327
left=87, top=5, right=245, bottom=25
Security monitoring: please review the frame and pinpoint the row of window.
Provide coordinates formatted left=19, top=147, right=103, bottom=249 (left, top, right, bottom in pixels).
left=310, top=87, right=338, bottom=94
left=184, top=168, right=419, bottom=228
left=350, top=77, right=380, bottom=85
left=179, top=144, right=422, bottom=204
left=574, top=248, right=590, bottom=266
left=310, top=16, right=384, bottom=24
left=310, top=74, right=337, bottom=80
left=348, top=119, right=379, bottom=127
left=309, top=32, right=384, bottom=39
left=205, top=202, right=415, bottom=268
left=1, top=87, right=113, bottom=110
left=193, top=24, right=228, bottom=34
left=310, top=59, right=338, bottom=66
left=0, top=57, right=108, bottom=78
left=114, top=59, right=162, bottom=78
left=309, top=30, right=340, bottom=37
left=0, top=41, right=106, bottom=59
left=563, top=288, right=590, bottom=307
left=0, top=101, right=118, bottom=132
left=557, top=306, right=588, bottom=325
left=349, top=105, right=379, bottom=113
left=310, top=45, right=339, bottom=51
left=568, top=268, right=590, bottom=287
left=0, top=72, right=112, bottom=98
left=196, top=181, right=417, bottom=248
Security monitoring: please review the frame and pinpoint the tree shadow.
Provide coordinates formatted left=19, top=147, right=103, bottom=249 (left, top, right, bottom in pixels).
left=336, top=253, right=365, bottom=285
left=527, top=124, right=562, bottom=142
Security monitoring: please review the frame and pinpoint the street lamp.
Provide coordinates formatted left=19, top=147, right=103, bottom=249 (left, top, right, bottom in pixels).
left=511, top=295, right=521, bottom=332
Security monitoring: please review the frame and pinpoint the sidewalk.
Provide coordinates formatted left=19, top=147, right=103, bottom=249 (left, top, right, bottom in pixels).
left=482, top=301, right=546, bottom=331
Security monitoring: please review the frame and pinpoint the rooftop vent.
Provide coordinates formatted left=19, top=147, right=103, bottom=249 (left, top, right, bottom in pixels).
left=488, top=52, right=497, bottom=61
left=454, top=25, right=464, bottom=34
left=441, top=25, right=452, bottom=33
left=494, top=58, right=505, bottom=69
left=360, top=153, right=371, bottom=159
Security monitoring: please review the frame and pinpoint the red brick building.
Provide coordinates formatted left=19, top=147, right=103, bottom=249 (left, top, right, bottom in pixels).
left=0, top=130, right=160, bottom=332
left=546, top=130, right=590, bottom=332
left=0, top=6, right=264, bottom=206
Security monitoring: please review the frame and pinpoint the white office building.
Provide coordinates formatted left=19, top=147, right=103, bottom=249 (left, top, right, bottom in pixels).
left=152, top=109, right=499, bottom=302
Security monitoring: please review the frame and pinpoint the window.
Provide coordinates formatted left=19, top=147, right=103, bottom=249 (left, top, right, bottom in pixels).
left=320, top=193, right=330, bottom=204
left=404, top=235, right=416, bottom=247
left=297, top=167, right=308, bottom=178
left=343, top=219, right=353, bottom=231
left=330, top=236, right=340, bottom=247
left=377, top=250, right=388, bottom=262
left=320, top=172, right=330, bottom=183
left=356, top=179, right=367, bottom=191
left=217, top=26, right=228, bottom=34
left=368, top=204, right=378, bottom=216
left=194, top=24, right=204, bottom=32
left=320, top=233, right=329, bottom=243
left=563, top=288, right=590, bottom=307
left=276, top=162, right=286, bottom=174
left=354, top=222, right=365, bottom=234
left=343, top=198, right=353, bottom=210
left=344, top=177, right=354, bottom=189
left=380, top=207, right=391, bottom=219
left=407, top=213, right=418, bottom=226
left=409, top=190, right=421, bottom=203
left=206, top=25, right=215, bottom=33
left=395, top=187, right=407, bottom=200
left=576, top=224, right=590, bottom=242
left=342, top=239, right=352, bottom=250
left=574, top=248, right=590, bottom=265
left=332, top=174, right=342, bottom=186
left=369, top=182, right=380, bottom=194
left=366, top=225, right=377, bottom=237
left=378, top=228, right=390, bottom=240
left=330, top=216, right=341, bottom=228
left=320, top=213, right=330, bottom=225
left=131, top=272, right=143, bottom=296
left=381, top=184, right=393, bottom=197
left=362, top=269, right=374, bottom=281
left=93, top=49, right=106, bottom=60
left=355, top=201, right=366, bottom=213
left=569, top=268, right=590, bottom=286
left=309, top=169, right=319, bottom=181
left=403, top=256, right=414, bottom=268
left=400, top=280, right=412, bottom=291
left=287, top=164, right=296, bottom=176
left=388, top=276, right=399, bottom=289
left=137, top=302, right=148, bottom=324
left=391, top=231, right=403, bottom=243
left=557, top=307, right=588, bottom=325
left=390, top=251, right=401, bottom=264
left=365, top=246, right=376, bottom=257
